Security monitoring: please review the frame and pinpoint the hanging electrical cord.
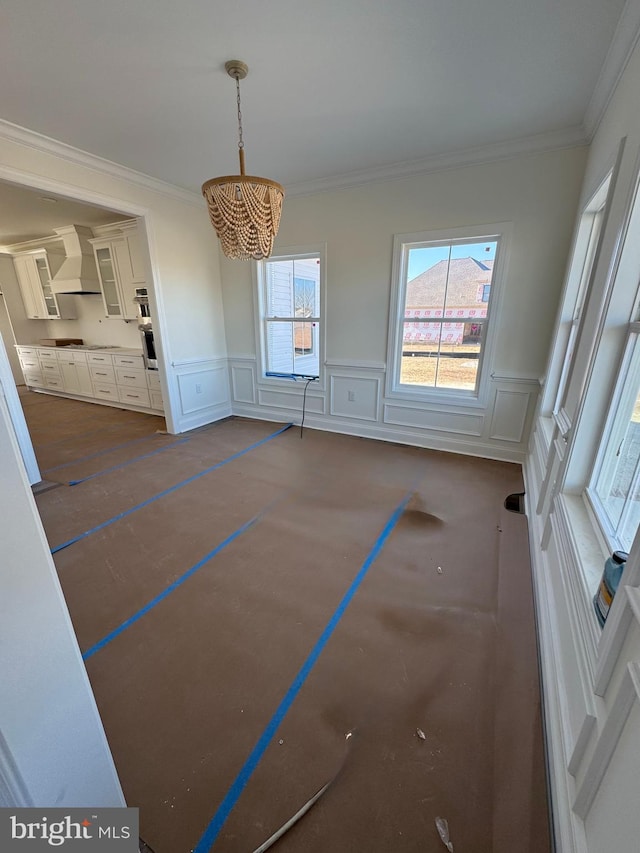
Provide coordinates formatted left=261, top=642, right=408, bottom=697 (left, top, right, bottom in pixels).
left=300, top=377, right=315, bottom=438
left=264, top=372, right=319, bottom=438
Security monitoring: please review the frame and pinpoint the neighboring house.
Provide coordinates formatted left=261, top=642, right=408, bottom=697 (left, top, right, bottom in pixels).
left=404, top=257, right=493, bottom=345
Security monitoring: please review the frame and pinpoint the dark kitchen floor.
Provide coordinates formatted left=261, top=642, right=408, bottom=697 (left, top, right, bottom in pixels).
left=22, top=387, right=551, bottom=853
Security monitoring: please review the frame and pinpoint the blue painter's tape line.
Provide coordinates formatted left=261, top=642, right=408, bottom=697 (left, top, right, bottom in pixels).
left=51, top=423, right=293, bottom=554
left=43, top=434, right=163, bottom=474
left=82, top=513, right=261, bottom=661
left=68, top=437, right=191, bottom=485
left=193, top=491, right=411, bottom=853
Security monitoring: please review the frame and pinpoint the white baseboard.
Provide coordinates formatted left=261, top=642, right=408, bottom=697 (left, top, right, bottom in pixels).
left=231, top=402, right=526, bottom=463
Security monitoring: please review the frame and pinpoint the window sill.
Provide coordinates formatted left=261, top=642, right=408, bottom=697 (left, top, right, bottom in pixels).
left=561, top=493, right=609, bottom=598
left=385, top=384, right=485, bottom=410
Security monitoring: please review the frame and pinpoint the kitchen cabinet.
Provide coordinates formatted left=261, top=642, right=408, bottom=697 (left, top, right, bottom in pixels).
left=13, top=251, right=76, bottom=320
left=16, top=346, right=44, bottom=388
left=58, top=353, right=93, bottom=397
left=15, top=345, right=163, bottom=414
left=90, top=233, right=143, bottom=320
left=121, top=225, right=146, bottom=284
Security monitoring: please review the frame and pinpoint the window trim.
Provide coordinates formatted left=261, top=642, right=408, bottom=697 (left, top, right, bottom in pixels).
left=385, top=222, right=511, bottom=408
left=587, top=322, right=640, bottom=552
left=253, top=244, right=327, bottom=390
left=540, top=169, right=616, bottom=422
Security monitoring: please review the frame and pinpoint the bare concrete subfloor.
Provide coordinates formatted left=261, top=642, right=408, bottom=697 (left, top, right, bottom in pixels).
left=21, top=388, right=551, bottom=853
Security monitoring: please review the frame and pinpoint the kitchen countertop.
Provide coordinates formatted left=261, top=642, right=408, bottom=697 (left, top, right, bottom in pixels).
left=23, top=344, right=144, bottom=356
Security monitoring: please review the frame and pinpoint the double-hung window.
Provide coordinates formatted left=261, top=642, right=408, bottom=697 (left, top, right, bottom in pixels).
left=387, top=225, right=506, bottom=400
left=256, top=249, right=323, bottom=380
left=542, top=174, right=612, bottom=420
left=589, top=322, right=640, bottom=552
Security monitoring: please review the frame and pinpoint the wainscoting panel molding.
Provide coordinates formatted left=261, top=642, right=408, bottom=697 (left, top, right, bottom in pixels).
left=384, top=403, right=484, bottom=436
left=226, top=357, right=540, bottom=462
left=489, top=388, right=531, bottom=442
left=258, top=387, right=325, bottom=414
left=231, top=363, right=257, bottom=405
left=174, top=357, right=231, bottom=431
left=573, top=662, right=640, bottom=819
left=330, top=375, right=380, bottom=421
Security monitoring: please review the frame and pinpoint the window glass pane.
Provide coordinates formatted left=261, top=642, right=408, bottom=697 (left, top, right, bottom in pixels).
left=401, top=239, right=496, bottom=393
left=436, top=355, right=480, bottom=390
left=598, top=390, right=640, bottom=545
left=593, top=338, right=640, bottom=550
left=294, top=321, right=320, bottom=376
left=265, top=320, right=320, bottom=376
left=293, top=257, right=320, bottom=317
left=266, top=321, right=294, bottom=374
left=443, top=243, right=496, bottom=314
left=400, top=322, right=440, bottom=386
left=266, top=260, right=294, bottom=318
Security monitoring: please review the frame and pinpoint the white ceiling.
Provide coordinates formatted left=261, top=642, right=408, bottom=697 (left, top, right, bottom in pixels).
left=0, top=0, right=630, bottom=195
left=0, top=182, right=128, bottom=247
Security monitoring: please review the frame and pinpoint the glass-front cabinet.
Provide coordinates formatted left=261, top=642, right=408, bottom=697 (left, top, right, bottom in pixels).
left=35, top=255, right=58, bottom=317
left=95, top=246, right=122, bottom=317
left=12, top=250, right=76, bottom=320
left=90, top=235, right=140, bottom=321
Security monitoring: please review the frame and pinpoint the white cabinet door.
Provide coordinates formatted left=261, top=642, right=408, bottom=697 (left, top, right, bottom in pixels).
left=112, top=240, right=138, bottom=319
left=59, top=359, right=94, bottom=397
left=76, top=362, right=94, bottom=396
left=13, top=255, right=45, bottom=319
left=59, top=359, right=79, bottom=394
left=123, top=228, right=146, bottom=283
left=92, top=237, right=140, bottom=320
left=13, top=252, right=75, bottom=319
left=94, top=244, right=123, bottom=318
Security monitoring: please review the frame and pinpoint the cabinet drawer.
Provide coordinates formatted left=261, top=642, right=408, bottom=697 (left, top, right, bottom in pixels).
left=41, top=361, right=62, bottom=377
left=90, top=364, right=116, bottom=384
left=113, top=354, right=144, bottom=369
left=67, top=350, right=88, bottom=363
left=92, top=382, right=119, bottom=401
left=16, top=346, right=38, bottom=358
left=146, top=370, right=161, bottom=390
left=24, top=373, right=45, bottom=388
left=115, top=366, right=147, bottom=389
left=44, top=376, right=64, bottom=390
left=87, top=352, right=114, bottom=366
left=37, top=348, right=58, bottom=361
left=150, top=390, right=164, bottom=410
left=19, top=357, right=40, bottom=372
left=118, top=386, right=151, bottom=408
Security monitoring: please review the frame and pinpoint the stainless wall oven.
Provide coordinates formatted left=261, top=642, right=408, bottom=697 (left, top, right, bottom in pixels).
left=133, top=287, right=158, bottom=369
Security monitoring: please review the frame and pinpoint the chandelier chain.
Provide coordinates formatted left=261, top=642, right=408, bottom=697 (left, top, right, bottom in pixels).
left=236, top=75, right=244, bottom=150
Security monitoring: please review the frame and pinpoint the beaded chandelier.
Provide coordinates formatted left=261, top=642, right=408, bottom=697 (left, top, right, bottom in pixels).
left=202, top=61, right=284, bottom=260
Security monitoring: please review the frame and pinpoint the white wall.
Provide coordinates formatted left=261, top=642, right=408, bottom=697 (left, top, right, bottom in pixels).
left=0, top=127, right=232, bottom=433
left=49, top=293, right=142, bottom=349
left=0, top=386, right=124, bottom=807
left=0, top=294, right=21, bottom=383
left=526, top=32, right=640, bottom=853
left=222, top=146, right=587, bottom=461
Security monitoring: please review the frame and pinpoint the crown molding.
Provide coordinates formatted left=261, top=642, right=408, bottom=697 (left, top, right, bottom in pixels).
left=0, top=234, right=65, bottom=254
left=583, top=0, right=640, bottom=140
left=0, top=119, right=203, bottom=208
left=285, top=126, right=587, bottom=197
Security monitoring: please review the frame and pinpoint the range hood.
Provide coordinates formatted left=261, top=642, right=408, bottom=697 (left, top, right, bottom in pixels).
left=50, top=225, right=102, bottom=294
